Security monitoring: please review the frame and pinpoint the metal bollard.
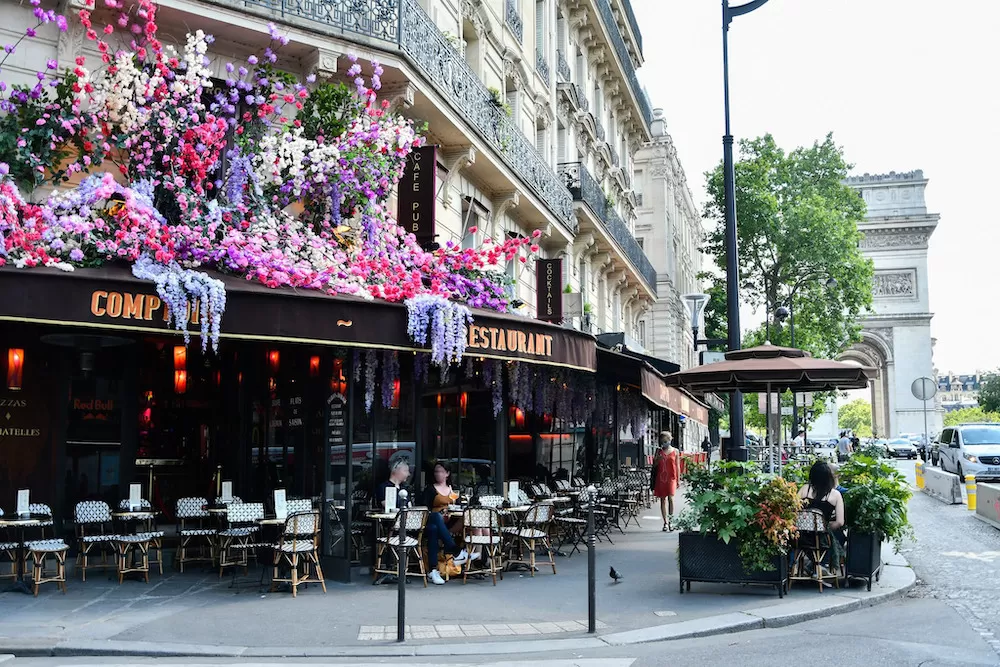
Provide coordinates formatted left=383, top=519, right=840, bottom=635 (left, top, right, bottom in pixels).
left=915, top=461, right=924, bottom=490
left=587, top=485, right=596, bottom=634
left=965, top=475, right=977, bottom=512
left=397, top=508, right=407, bottom=643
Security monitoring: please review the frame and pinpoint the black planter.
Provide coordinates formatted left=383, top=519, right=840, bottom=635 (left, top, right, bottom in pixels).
left=678, top=531, right=788, bottom=597
left=846, top=530, right=883, bottom=591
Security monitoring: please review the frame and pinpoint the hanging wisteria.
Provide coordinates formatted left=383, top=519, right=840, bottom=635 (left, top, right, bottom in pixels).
left=404, top=294, right=473, bottom=369
left=364, top=349, right=378, bottom=413
left=488, top=360, right=504, bottom=416
left=412, top=352, right=429, bottom=385
left=381, top=350, right=399, bottom=409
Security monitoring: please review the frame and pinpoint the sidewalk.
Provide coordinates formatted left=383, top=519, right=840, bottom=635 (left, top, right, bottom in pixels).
left=0, top=506, right=915, bottom=658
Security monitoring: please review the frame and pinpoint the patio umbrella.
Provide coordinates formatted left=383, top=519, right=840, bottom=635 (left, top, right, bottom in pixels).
left=663, top=344, right=877, bottom=472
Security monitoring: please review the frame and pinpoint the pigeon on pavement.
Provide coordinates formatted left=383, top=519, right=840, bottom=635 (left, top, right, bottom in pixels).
left=609, top=566, right=624, bottom=583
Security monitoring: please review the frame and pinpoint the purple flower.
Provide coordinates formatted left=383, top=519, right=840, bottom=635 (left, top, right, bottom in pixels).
left=46, top=59, right=57, bottom=70
left=247, top=55, right=258, bottom=65
left=0, top=163, right=8, bottom=175
left=25, top=28, right=36, bottom=37
left=56, top=15, right=67, bottom=31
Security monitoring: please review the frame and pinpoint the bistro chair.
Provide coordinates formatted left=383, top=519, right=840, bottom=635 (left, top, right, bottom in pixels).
left=270, top=510, right=326, bottom=597
left=25, top=538, right=69, bottom=595
left=479, top=495, right=504, bottom=509
left=553, top=505, right=588, bottom=558
left=117, top=499, right=165, bottom=575
left=0, top=508, right=20, bottom=580
left=462, top=506, right=503, bottom=585
left=373, top=507, right=429, bottom=587
left=74, top=500, right=116, bottom=581
left=510, top=488, right=531, bottom=507
left=505, top=502, right=557, bottom=576
left=175, top=497, right=215, bottom=572
left=285, top=498, right=313, bottom=516
left=214, top=495, right=244, bottom=506
left=27, top=503, right=54, bottom=540
left=217, top=502, right=264, bottom=578
left=790, top=508, right=839, bottom=592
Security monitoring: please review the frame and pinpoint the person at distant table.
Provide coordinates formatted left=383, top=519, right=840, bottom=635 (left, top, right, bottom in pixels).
left=420, top=462, right=469, bottom=585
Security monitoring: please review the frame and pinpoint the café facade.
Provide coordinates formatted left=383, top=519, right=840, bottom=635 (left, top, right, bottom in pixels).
left=0, top=264, right=705, bottom=580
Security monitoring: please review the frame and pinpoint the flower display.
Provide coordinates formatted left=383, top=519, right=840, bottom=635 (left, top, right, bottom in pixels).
left=0, top=0, right=539, bottom=361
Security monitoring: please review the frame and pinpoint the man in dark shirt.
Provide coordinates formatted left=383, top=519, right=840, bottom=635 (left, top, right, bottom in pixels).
left=377, top=457, right=412, bottom=509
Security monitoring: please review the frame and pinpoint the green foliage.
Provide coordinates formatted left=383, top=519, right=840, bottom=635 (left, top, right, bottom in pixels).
left=838, top=454, right=913, bottom=550
left=978, top=371, right=1000, bottom=414
left=944, top=406, right=1000, bottom=427
left=839, top=398, right=873, bottom=437
left=781, top=456, right=818, bottom=485
left=702, top=133, right=874, bottom=360
left=298, top=80, right=364, bottom=142
left=676, top=461, right=801, bottom=572
left=487, top=87, right=512, bottom=116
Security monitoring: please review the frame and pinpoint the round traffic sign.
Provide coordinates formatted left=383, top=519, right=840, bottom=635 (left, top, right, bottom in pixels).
left=911, top=376, right=936, bottom=401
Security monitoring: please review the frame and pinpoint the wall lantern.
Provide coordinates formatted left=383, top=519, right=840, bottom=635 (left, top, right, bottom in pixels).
left=173, top=346, right=186, bottom=371
left=268, top=350, right=280, bottom=374
left=459, top=391, right=468, bottom=417
left=173, top=370, right=187, bottom=395
left=6, top=348, right=24, bottom=391
left=309, top=355, right=321, bottom=378
left=391, top=379, right=401, bottom=409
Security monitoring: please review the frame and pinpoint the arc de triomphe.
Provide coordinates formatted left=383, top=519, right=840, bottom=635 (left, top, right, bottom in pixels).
left=841, top=171, right=941, bottom=439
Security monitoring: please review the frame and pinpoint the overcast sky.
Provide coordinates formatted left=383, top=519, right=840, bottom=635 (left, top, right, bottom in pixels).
left=634, top=0, right=1000, bottom=376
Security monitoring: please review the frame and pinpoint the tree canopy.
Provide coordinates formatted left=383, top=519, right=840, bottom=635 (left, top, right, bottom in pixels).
left=944, top=406, right=1000, bottom=427
left=703, top=133, right=874, bottom=360
left=838, top=398, right=873, bottom=437
left=978, top=371, right=1000, bottom=414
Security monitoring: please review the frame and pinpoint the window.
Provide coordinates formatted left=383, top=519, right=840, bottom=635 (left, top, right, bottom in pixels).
left=461, top=198, right=482, bottom=250
left=636, top=237, right=644, bottom=250
left=535, top=0, right=546, bottom=55
left=638, top=320, right=646, bottom=347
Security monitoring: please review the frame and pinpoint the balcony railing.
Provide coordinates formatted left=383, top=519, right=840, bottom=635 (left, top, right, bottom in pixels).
left=505, top=0, right=523, bottom=43
left=239, top=0, right=400, bottom=42
left=558, top=162, right=656, bottom=291
left=400, top=0, right=575, bottom=229
left=611, top=147, right=620, bottom=168
left=536, top=49, right=550, bottom=85
left=594, top=0, right=652, bottom=127
left=596, top=119, right=606, bottom=143
left=577, top=86, right=589, bottom=113
left=556, top=49, right=571, bottom=81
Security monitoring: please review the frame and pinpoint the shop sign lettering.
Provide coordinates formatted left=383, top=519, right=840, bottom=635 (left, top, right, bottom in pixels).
left=90, top=290, right=200, bottom=324
left=467, top=325, right=553, bottom=358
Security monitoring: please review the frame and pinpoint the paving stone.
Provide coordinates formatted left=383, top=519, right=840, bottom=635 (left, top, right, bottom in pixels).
left=531, top=622, right=564, bottom=634
left=554, top=620, right=586, bottom=631
left=483, top=624, right=515, bottom=636
left=459, top=624, right=489, bottom=637
left=508, top=623, right=541, bottom=635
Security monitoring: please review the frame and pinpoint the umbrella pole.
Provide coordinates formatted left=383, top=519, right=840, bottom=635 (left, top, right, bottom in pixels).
left=765, top=384, right=772, bottom=474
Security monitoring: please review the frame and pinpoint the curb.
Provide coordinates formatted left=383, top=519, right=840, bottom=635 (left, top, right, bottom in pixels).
left=0, top=564, right=917, bottom=658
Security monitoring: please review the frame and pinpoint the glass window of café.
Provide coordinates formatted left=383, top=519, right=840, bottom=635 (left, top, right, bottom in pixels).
left=507, top=409, right=585, bottom=487
left=421, top=387, right=496, bottom=496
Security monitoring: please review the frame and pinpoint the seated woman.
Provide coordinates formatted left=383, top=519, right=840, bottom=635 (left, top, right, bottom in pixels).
left=799, top=461, right=847, bottom=554
left=420, top=462, right=470, bottom=585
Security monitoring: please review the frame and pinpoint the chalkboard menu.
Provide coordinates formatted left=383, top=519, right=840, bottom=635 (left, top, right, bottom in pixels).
left=325, top=393, right=347, bottom=448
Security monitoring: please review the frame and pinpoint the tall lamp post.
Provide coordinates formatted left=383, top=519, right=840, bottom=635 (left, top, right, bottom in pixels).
left=722, top=0, right=771, bottom=461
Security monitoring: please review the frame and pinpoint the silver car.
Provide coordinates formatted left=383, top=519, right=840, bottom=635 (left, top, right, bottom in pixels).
left=936, top=423, right=1000, bottom=480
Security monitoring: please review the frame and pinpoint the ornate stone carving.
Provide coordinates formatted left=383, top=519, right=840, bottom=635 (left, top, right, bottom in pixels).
left=858, top=229, right=931, bottom=250
left=439, top=146, right=477, bottom=210
left=867, top=327, right=894, bottom=348
left=305, top=47, right=343, bottom=80
left=872, top=270, right=916, bottom=298
left=56, top=0, right=90, bottom=67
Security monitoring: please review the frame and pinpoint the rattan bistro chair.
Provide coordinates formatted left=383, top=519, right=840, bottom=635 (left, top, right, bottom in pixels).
left=270, top=510, right=326, bottom=597
left=117, top=499, right=165, bottom=575
left=26, top=538, right=69, bottom=595
left=175, top=497, right=215, bottom=572
left=74, top=500, right=116, bottom=581
left=505, top=502, right=557, bottom=576
left=462, top=506, right=503, bottom=585
left=217, top=502, right=264, bottom=578
left=790, top=508, right=839, bottom=592
left=374, top=507, right=429, bottom=587
left=0, top=508, right=17, bottom=581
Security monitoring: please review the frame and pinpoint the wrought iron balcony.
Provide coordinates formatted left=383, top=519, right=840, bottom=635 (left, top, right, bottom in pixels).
left=505, top=0, right=523, bottom=43
left=611, top=147, right=620, bottom=168
left=577, top=86, right=590, bottom=113
left=239, top=0, right=400, bottom=42
left=596, top=119, right=606, bottom=143
left=400, top=0, right=575, bottom=229
left=536, top=49, right=550, bottom=85
left=556, top=49, right=571, bottom=82
left=594, top=0, right=652, bottom=127
left=558, top=162, right=656, bottom=292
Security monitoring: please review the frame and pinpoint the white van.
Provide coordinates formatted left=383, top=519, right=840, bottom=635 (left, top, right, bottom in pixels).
left=936, top=423, right=1000, bottom=481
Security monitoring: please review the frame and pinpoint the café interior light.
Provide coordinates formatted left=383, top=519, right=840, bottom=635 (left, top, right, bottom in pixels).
left=459, top=391, right=468, bottom=417
left=173, top=345, right=186, bottom=370
left=267, top=349, right=280, bottom=374
left=6, top=348, right=24, bottom=391
left=309, top=355, right=321, bottom=377
left=173, top=369, right=187, bottom=395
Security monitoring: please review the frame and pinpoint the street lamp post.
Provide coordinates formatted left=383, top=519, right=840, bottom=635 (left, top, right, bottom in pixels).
left=722, top=0, right=770, bottom=461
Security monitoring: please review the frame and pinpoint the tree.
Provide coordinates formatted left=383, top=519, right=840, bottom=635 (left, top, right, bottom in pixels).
left=703, top=134, right=874, bottom=360
left=978, top=371, right=1000, bottom=414
left=838, top=398, right=873, bottom=437
left=944, top=406, right=1000, bottom=427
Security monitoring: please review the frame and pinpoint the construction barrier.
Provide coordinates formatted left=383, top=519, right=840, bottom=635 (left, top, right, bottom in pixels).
left=915, top=460, right=924, bottom=490
left=966, top=475, right=977, bottom=511
left=974, top=483, right=1000, bottom=530
left=921, top=466, right=964, bottom=504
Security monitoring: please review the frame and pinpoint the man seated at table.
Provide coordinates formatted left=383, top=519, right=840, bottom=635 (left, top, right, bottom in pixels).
left=378, top=457, right=412, bottom=510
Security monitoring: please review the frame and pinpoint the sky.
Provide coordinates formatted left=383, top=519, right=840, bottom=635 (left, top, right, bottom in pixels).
left=633, top=0, right=1000, bottom=376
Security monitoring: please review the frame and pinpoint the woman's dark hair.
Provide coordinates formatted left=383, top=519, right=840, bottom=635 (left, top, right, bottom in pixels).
left=432, top=462, right=452, bottom=486
left=807, top=461, right=836, bottom=501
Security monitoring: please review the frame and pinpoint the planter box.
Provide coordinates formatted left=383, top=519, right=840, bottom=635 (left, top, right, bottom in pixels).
left=678, top=531, right=788, bottom=597
left=846, top=530, right=882, bottom=591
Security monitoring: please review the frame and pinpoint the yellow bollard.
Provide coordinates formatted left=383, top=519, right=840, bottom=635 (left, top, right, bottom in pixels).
left=965, top=474, right=977, bottom=511
left=915, top=461, right=924, bottom=490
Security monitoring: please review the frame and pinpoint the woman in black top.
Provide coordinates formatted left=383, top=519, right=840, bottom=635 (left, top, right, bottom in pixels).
left=797, top=462, right=845, bottom=531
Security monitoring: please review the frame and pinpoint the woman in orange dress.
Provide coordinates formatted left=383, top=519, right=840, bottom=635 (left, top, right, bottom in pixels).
left=651, top=431, right=680, bottom=531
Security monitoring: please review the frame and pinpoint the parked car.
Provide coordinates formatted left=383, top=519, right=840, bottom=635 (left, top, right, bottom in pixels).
left=936, top=423, right=1000, bottom=481
left=885, top=437, right=918, bottom=459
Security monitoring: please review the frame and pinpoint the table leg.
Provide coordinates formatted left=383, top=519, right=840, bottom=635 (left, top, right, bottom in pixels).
left=5, top=527, right=32, bottom=595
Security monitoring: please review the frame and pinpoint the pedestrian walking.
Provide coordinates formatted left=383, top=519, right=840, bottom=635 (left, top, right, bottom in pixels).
left=651, top=432, right=680, bottom=532
left=837, top=431, right=853, bottom=463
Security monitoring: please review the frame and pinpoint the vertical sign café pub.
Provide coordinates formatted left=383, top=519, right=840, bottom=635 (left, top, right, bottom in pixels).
left=0, top=157, right=704, bottom=583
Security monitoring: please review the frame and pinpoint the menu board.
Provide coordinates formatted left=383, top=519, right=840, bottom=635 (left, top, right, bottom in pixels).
left=325, top=393, right=347, bottom=448
left=221, top=481, right=233, bottom=503
left=16, top=489, right=29, bottom=515
left=274, top=489, right=287, bottom=520
left=129, top=483, right=142, bottom=510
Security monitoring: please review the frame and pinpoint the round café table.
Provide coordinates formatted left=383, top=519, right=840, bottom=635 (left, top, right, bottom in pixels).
left=0, top=514, right=46, bottom=595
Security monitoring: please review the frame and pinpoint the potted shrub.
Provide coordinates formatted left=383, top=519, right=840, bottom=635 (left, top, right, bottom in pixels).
left=676, top=462, right=801, bottom=597
left=838, top=454, right=913, bottom=590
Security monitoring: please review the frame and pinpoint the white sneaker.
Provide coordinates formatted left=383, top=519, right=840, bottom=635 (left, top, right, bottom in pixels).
left=453, top=550, right=469, bottom=565
left=429, top=569, right=445, bottom=585
left=469, top=551, right=482, bottom=562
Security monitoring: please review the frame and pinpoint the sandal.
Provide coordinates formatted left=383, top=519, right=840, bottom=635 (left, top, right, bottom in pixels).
left=662, top=523, right=669, bottom=532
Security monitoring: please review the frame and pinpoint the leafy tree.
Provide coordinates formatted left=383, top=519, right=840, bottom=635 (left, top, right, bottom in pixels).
left=978, top=371, right=1000, bottom=414
left=838, top=398, right=873, bottom=437
left=703, top=133, right=874, bottom=360
left=944, top=406, right=1000, bottom=427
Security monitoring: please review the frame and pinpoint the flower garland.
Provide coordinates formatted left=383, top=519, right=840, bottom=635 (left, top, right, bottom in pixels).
left=404, top=294, right=473, bottom=369
left=364, top=349, right=377, bottom=413
left=132, top=255, right=226, bottom=351
left=381, top=350, right=399, bottom=409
